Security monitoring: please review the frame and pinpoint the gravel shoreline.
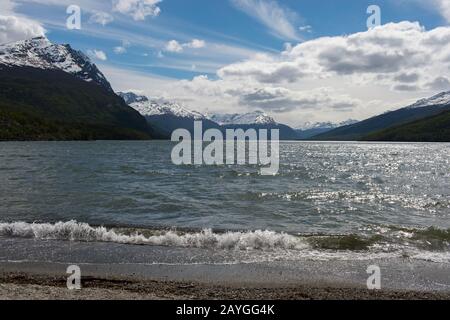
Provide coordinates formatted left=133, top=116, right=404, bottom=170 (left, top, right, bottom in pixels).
left=1, top=273, right=449, bottom=300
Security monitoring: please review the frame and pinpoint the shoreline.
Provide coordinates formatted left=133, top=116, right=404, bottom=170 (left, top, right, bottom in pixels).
left=1, top=272, right=450, bottom=300
left=1, top=256, right=450, bottom=300
left=1, top=237, right=450, bottom=299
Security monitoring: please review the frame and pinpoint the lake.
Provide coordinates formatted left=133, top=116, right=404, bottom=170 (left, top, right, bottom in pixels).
left=0, top=141, right=449, bottom=265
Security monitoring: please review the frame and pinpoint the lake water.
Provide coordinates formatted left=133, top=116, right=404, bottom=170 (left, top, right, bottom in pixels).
left=0, top=141, right=449, bottom=265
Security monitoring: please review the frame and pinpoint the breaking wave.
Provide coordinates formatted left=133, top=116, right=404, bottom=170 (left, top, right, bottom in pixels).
left=0, top=221, right=448, bottom=262
left=0, top=220, right=307, bottom=251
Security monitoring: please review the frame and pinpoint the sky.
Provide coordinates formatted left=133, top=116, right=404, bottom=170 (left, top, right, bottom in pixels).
left=1, top=0, right=450, bottom=127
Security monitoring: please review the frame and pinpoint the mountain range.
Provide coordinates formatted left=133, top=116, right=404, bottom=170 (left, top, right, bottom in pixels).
left=0, top=36, right=448, bottom=142
left=118, top=92, right=221, bottom=139
left=121, top=88, right=450, bottom=142
left=210, top=111, right=276, bottom=125
left=119, top=92, right=299, bottom=140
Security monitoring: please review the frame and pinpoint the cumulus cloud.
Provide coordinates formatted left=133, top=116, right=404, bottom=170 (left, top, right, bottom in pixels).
left=232, top=87, right=359, bottom=112
left=164, top=39, right=206, bottom=53
left=434, top=0, right=450, bottom=23
left=87, top=49, right=107, bottom=61
left=426, top=76, right=450, bottom=91
left=0, top=15, right=46, bottom=44
left=113, top=0, right=162, bottom=21
left=393, top=73, right=420, bottom=83
left=89, top=11, right=114, bottom=26
left=218, top=58, right=305, bottom=83
left=217, top=22, right=450, bottom=91
left=164, top=40, right=183, bottom=53
left=173, top=22, right=450, bottom=121
left=181, top=75, right=360, bottom=113
left=0, top=0, right=15, bottom=14
left=231, top=0, right=300, bottom=41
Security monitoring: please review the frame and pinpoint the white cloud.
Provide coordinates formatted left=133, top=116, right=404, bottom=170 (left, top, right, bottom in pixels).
left=164, top=39, right=206, bottom=53
left=0, top=0, right=15, bottom=14
left=0, top=15, right=46, bottom=44
left=231, top=0, right=300, bottom=40
left=217, top=22, right=450, bottom=90
left=181, top=75, right=360, bottom=113
left=88, top=49, right=107, bottom=61
left=165, top=40, right=183, bottom=53
left=89, top=11, right=114, bottom=26
left=113, top=0, right=162, bottom=21
left=434, top=0, right=450, bottom=23
left=185, top=39, right=206, bottom=49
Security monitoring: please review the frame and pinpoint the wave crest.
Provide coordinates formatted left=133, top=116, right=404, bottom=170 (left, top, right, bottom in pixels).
left=0, top=221, right=307, bottom=251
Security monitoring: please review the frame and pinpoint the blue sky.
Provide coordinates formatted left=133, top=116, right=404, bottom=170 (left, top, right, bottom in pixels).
left=2, top=0, right=450, bottom=125
left=11, top=0, right=448, bottom=79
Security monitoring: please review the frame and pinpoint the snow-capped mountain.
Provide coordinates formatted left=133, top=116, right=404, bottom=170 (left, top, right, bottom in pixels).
left=406, top=91, right=450, bottom=109
left=118, top=92, right=220, bottom=139
left=311, top=91, right=450, bottom=141
left=118, top=92, right=206, bottom=120
left=210, top=111, right=299, bottom=140
left=210, top=111, right=276, bottom=125
left=0, top=36, right=112, bottom=92
left=297, top=119, right=358, bottom=131
left=118, top=91, right=149, bottom=104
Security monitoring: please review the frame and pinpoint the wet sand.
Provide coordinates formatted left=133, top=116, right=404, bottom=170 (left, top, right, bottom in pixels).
left=1, top=272, right=450, bottom=300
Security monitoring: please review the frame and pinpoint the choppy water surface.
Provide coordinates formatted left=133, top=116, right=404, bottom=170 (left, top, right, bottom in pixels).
left=0, top=141, right=449, bottom=263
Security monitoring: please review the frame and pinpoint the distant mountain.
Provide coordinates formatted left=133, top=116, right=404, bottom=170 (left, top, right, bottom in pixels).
left=120, top=94, right=300, bottom=140
left=312, top=92, right=450, bottom=141
left=210, top=111, right=276, bottom=125
left=118, top=92, right=220, bottom=139
left=0, top=38, right=152, bottom=140
left=363, top=109, right=450, bottom=142
left=296, top=120, right=358, bottom=139
left=211, top=111, right=299, bottom=140
left=297, top=119, right=359, bottom=131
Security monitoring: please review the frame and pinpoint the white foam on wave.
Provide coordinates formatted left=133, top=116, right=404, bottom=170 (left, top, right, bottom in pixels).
left=1, top=221, right=448, bottom=263
left=0, top=220, right=308, bottom=251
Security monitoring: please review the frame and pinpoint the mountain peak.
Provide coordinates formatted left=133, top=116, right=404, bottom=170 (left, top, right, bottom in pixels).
left=119, top=92, right=206, bottom=120
left=0, top=37, right=112, bottom=92
left=407, top=91, right=450, bottom=109
left=118, top=91, right=149, bottom=104
left=296, top=119, right=358, bottom=130
left=210, top=111, right=276, bottom=125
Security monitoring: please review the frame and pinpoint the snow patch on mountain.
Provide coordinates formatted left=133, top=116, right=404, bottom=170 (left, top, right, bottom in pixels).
left=0, top=36, right=112, bottom=91
left=210, top=111, right=276, bottom=125
left=406, top=91, right=450, bottom=109
left=296, top=119, right=358, bottom=130
left=118, top=92, right=206, bottom=120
